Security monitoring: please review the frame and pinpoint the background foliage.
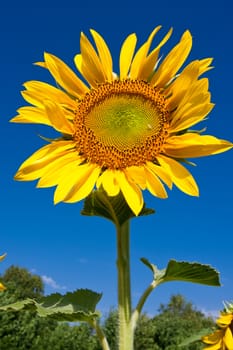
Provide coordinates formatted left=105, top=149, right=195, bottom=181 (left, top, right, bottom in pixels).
left=0, top=266, right=215, bottom=349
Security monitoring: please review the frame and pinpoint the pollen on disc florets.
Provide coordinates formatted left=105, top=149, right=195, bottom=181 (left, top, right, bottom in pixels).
left=73, top=79, right=170, bottom=169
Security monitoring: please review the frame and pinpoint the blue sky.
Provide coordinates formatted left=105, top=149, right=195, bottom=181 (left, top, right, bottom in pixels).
left=1, top=0, right=232, bottom=317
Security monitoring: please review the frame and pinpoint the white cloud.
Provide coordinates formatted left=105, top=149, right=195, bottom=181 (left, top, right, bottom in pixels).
left=41, top=275, right=66, bottom=290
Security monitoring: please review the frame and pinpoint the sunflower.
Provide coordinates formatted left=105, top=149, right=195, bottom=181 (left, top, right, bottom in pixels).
left=0, top=253, right=6, bottom=291
left=202, top=309, right=233, bottom=350
left=12, top=26, right=232, bottom=215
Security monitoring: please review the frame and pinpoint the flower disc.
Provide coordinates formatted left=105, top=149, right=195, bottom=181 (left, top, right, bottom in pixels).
left=74, top=80, right=169, bottom=169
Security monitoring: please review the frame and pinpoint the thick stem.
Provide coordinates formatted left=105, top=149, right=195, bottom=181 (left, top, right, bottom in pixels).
left=116, top=220, right=133, bottom=350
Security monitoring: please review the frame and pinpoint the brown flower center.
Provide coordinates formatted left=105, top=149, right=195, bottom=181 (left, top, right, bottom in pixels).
left=73, top=79, right=169, bottom=169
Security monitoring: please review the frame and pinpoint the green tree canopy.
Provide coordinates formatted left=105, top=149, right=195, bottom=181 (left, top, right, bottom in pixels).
left=1, top=265, right=44, bottom=301
left=0, top=265, right=98, bottom=350
left=135, top=294, right=215, bottom=350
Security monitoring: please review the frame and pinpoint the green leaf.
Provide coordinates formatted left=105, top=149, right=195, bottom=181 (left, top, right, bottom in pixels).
left=179, top=328, right=214, bottom=347
left=163, top=260, right=221, bottom=286
left=81, top=188, right=155, bottom=227
left=141, top=258, right=221, bottom=286
left=0, top=289, right=102, bottom=322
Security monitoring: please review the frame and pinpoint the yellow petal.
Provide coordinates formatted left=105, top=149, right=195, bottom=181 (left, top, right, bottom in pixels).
left=116, top=171, right=143, bottom=216
left=119, top=33, right=137, bottom=79
left=144, top=167, right=167, bottom=198
left=54, top=163, right=100, bottom=203
left=202, top=330, right=223, bottom=345
left=15, top=141, right=76, bottom=181
left=90, top=29, right=113, bottom=81
left=21, top=90, right=46, bottom=109
left=164, top=133, right=233, bottom=158
left=22, top=80, right=77, bottom=110
left=11, top=107, right=51, bottom=126
left=217, top=313, right=233, bottom=327
left=0, top=253, right=6, bottom=262
left=171, top=92, right=211, bottom=125
left=64, top=165, right=101, bottom=203
left=167, top=59, right=213, bottom=109
left=166, top=61, right=200, bottom=110
left=198, top=57, right=213, bottom=75
left=0, top=283, right=6, bottom=291
left=170, top=103, right=214, bottom=132
left=138, top=27, right=173, bottom=80
left=157, top=155, right=199, bottom=196
left=34, top=61, right=47, bottom=68
left=130, top=26, right=161, bottom=79
left=203, top=341, right=222, bottom=350
left=151, top=30, right=192, bottom=87
left=223, top=327, right=233, bottom=350
left=74, top=54, right=96, bottom=87
left=125, top=166, right=147, bottom=189
left=146, top=161, right=172, bottom=189
left=37, top=153, right=82, bottom=188
left=172, top=78, right=209, bottom=115
left=97, top=170, right=120, bottom=196
left=80, top=32, right=106, bottom=84
left=44, top=100, right=74, bottom=134
left=44, top=52, right=88, bottom=98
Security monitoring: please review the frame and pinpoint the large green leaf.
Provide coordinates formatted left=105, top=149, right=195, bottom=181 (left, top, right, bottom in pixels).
left=81, top=188, right=155, bottom=226
left=0, top=289, right=102, bottom=322
left=141, top=258, right=220, bottom=286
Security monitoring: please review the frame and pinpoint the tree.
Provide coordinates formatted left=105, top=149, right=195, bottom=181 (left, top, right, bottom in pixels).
left=134, top=314, right=158, bottom=350
left=0, top=266, right=56, bottom=349
left=0, top=265, right=98, bottom=350
left=148, top=294, right=215, bottom=350
left=39, top=322, right=97, bottom=350
left=2, top=265, right=44, bottom=300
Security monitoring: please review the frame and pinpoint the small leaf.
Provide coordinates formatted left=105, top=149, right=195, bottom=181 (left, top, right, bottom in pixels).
left=140, top=257, right=165, bottom=280
left=141, top=258, right=220, bottom=286
left=81, top=188, right=155, bottom=226
left=0, top=289, right=102, bottom=322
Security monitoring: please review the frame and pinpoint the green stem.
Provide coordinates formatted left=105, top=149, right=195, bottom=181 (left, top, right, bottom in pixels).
left=131, top=280, right=158, bottom=329
left=116, top=220, right=133, bottom=350
left=91, top=320, right=110, bottom=350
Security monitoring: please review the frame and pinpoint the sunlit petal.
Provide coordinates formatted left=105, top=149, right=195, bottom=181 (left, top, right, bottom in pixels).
left=164, top=133, right=233, bottom=158
left=44, top=52, right=88, bottom=97
left=157, top=155, right=199, bottom=196
left=151, top=31, right=192, bottom=87
left=116, top=171, right=143, bottom=216
left=119, top=33, right=137, bottom=79
left=54, top=163, right=100, bottom=203
left=44, top=100, right=74, bottom=134
left=90, top=29, right=113, bottom=81
left=97, top=170, right=120, bottom=196
left=130, top=26, right=161, bottom=79
left=15, top=142, right=76, bottom=181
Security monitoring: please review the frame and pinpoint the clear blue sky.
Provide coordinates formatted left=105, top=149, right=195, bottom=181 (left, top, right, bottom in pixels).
left=1, top=0, right=232, bottom=317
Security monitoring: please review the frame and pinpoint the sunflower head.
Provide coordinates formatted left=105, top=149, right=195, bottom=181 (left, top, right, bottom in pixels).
left=202, top=309, right=233, bottom=350
left=12, top=26, right=233, bottom=215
